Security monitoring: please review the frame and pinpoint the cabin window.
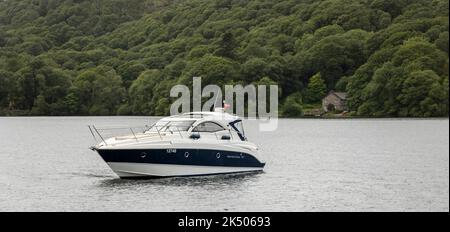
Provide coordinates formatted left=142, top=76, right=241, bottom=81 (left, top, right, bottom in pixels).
left=192, top=122, right=225, bottom=133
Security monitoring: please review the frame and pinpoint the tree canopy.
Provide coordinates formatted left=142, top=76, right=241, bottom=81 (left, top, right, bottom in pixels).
left=0, top=0, right=448, bottom=117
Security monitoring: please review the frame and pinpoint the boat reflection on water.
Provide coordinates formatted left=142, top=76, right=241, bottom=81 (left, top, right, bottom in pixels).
left=98, top=171, right=264, bottom=189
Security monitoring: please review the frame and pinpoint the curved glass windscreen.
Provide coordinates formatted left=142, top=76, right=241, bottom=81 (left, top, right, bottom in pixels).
left=147, top=120, right=195, bottom=132
left=229, top=119, right=246, bottom=141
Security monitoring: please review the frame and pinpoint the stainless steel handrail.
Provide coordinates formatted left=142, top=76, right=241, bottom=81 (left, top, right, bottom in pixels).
left=176, top=127, right=183, bottom=138
left=88, top=125, right=98, bottom=143
left=130, top=128, right=138, bottom=142
left=88, top=124, right=240, bottom=145
left=88, top=125, right=107, bottom=145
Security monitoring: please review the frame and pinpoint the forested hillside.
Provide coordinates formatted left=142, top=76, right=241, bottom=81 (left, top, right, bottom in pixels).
left=0, top=0, right=448, bottom=117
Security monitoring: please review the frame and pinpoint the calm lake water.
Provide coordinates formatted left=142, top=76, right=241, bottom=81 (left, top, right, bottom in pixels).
left=0, top=117, right=448, bottom=211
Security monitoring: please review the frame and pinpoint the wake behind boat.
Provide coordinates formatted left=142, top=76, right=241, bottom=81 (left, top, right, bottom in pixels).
left=88, top=109, right=266, bottom=178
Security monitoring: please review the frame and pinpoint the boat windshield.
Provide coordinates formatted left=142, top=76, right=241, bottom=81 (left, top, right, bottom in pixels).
left=229, top=119, right=246, bottom=141
left=148, top=120, right=194, bottom=132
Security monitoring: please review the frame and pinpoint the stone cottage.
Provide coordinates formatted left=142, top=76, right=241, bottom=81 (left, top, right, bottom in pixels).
left=322, top=91, right=348, bottom=112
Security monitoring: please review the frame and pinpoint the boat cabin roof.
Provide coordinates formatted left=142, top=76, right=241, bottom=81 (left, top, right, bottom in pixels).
left=154, top=111, right=247, bottom=141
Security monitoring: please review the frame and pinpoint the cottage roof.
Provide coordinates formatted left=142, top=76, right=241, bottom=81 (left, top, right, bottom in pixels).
left=325, top=91, right=347, bottom=100
left=333, top=92, right=347, bottom=100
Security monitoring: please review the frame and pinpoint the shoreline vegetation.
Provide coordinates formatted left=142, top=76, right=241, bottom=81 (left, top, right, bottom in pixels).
left=0, top=110, right=448, bottom=119
left=0, top=0, right=449, bottom=118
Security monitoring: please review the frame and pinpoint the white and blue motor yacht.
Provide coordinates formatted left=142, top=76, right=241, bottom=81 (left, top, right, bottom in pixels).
left=89, top=109, right=265, bottom=178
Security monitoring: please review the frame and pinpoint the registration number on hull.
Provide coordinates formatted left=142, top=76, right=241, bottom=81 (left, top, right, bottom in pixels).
left=166, top=149, right=177, bottom=154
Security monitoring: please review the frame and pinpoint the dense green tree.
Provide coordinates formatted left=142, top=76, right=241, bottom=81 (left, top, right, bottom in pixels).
left=214, top=31, right=238, bottom=59
left=281, top=92, right=303, bottom=117
left=72, top=66, right=126, bottom=115
left=181, top=55, right=240, bottom=86
left=349, top=36, right=449, bottom=116
left=0, top=32, right=6, bottom=47
left=128, top=69, right=163, bottom=115
left=31, top=94, right=49, bottom=115
left=435, top=32, right=449, bottom=53
left=242, top=58, right=269, bottom=82
left=63, top=90, right=81, bottom=115
left=117, top=61, right=147, bottom=87
left=303, top=73, right=327, bottom=103
left=398, top=70, right=448, bottom=117
left=155, top=98, right=170, bottom=116
left=0, top=0, right=448, bottom=117
left=0, top=70, right=16, bottom=108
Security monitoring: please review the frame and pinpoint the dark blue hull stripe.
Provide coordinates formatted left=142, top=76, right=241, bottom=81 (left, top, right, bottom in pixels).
left=96, top=148, right=265, bottom=168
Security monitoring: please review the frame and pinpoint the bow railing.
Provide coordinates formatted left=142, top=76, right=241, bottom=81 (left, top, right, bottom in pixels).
left=88, top=124, right=236, bottom=146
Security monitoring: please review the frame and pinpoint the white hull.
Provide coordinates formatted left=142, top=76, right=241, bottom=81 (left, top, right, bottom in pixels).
left=107, top=162, right=263, bottom=178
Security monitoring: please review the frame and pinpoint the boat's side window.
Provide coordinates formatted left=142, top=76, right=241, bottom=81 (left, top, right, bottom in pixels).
left=192, top=122, right=225, bottom=133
